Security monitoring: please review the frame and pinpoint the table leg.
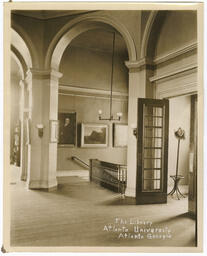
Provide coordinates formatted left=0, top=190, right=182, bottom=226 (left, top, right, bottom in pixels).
left=168, top=176, right=185, bottom=199
left=177, top=186, right=185, bottom=198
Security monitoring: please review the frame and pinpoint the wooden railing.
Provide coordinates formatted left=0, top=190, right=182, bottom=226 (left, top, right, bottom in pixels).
left=71, top=156, right=89, bottom=169
left=89, top=159, right=127, bottom=195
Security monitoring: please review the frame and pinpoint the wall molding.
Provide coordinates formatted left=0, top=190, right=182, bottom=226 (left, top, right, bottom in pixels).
left=154, top=41, right=197, bottom=65
left=125, top=57, right=153, bottom=71
left=149, top=63, right=197, bottom=83
left=156, top=81, right=197, bottom=99
left=125, top=187, right=136, bottom=198
left=56, top=170, right=89, bottom=178
left=59, top=93, right=128, bottom=102
left=126, top=42, right=197, bottom=73
left=59, top=84, right=128, bottom=101
left=30, top=68, right=62, bottom=80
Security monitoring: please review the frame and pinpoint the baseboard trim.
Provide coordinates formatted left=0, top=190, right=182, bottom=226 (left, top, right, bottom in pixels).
left=41, top=186, right=57, bottom=192
left=56, top=170, right=89, bottom=177
left=125, top=187, right=136, bottom=198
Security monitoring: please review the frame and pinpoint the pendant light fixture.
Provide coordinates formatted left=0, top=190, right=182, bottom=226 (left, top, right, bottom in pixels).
left=98, top=31, right=122, bottom=121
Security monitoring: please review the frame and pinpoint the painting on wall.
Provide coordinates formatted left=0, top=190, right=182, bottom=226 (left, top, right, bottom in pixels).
left=113, top=123, right=128, bottom=147
left=58, top=112, right=76, bottom=146
left=81, top=123, right=108, bottom=147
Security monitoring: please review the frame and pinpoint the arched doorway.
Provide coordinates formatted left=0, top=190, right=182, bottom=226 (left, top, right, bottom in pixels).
left=11, top=28, right=33, bottom=183
left=57, top=27, right=129, bottom=178
left=46, top=15, right=137, bottom=190
left=45, top=13, right=136, bottom=70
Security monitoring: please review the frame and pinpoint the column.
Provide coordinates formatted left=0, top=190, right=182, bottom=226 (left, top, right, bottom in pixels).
left=21, top=70, right=33, bottom=182
left=125, top=59, right=154, bottom=197
left=19, top=79, right=26, bottom=180
left=27, top=68, right=62, bottom=190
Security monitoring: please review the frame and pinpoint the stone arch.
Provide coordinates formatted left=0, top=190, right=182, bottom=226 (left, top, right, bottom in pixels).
left=141, top=11, right=167, bottom=59
left=11, top=25, right=39, bottom=68
left=140, top=11, right=158, bottom=59
left=45, top=13, right=137, bottom=70
left=11, top=46, right=27, bottom=79
left=10, top=30, right=33, bottom=182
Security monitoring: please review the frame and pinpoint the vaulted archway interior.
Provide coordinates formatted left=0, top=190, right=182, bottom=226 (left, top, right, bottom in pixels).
left=11, top=29, right=32, bottom=69
left=11, top=28, right=33, bottom=183
left=10, top=55, right=22, bottom=169
left=57, top=26, right=129, bottom=174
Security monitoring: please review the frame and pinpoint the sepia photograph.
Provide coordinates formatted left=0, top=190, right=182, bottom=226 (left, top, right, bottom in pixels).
left=2, top=1, right=204, bottom=254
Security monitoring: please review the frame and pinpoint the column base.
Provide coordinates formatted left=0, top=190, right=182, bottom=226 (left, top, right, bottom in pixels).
left=21, top=174, right=27, bottom=181
left=28, top=178, right=57, bottom=191
left=125, top=187, right=136, bottom=198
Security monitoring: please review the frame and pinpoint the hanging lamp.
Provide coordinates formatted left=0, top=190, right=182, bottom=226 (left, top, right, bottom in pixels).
left=98, top=32, right=122, bottom=121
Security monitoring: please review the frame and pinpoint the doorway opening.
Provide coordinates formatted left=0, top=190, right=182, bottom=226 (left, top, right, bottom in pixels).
left=56, top=28, right=129, bottom=188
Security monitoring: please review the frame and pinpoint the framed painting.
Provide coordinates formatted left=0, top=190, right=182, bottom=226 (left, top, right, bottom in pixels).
left=113, top=123, right=128, bottom=147
left=81, top=123, right=108, bottom=148
left=58, top=112, right=76, bottom=147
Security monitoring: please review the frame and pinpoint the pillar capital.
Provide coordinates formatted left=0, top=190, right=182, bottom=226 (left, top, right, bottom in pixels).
left=29, top=68, right=63, bottom=81
left=125, top=57, right=154, bottom=72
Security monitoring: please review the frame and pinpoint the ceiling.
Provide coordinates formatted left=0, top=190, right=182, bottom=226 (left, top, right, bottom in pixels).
left=12, top=10, right=95, bottom=20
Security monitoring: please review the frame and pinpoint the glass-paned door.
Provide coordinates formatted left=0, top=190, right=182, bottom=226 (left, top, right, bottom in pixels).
left=136, top=98, right=169, bottom=204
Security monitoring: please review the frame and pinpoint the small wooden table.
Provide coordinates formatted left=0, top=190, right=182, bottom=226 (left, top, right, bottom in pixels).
left=168, top=175, right=185, bottom=200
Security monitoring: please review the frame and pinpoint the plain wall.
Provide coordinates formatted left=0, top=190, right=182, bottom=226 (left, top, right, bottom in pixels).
left=156, top=11, right=197, bottom=57
left=59, top=35, right=128, bottom=92
left=57, top=28, right=129, bottom=171
left=57, top=95, right=128, bottom=170
left=168, top=95, right=191, bottom=185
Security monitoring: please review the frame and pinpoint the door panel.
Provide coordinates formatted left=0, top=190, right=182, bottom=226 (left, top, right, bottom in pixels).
left=136, top=98, right=169, bottom=204
left=188, top=95, right=197, bottom=217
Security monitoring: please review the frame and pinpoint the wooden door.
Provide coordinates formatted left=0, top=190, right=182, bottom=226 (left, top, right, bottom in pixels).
left=136, top=98, right=169, bottom=204
left=188, top=95, right=197, bottom=218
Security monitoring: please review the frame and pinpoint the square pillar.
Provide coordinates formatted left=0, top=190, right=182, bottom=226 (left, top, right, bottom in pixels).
left=125, top=59, right=154, bottom=197
left=20, top=72, right=32, bottom=182
left=27, top=69, right=62, bottom=190
left=18, top=79, right=26, bottom=181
